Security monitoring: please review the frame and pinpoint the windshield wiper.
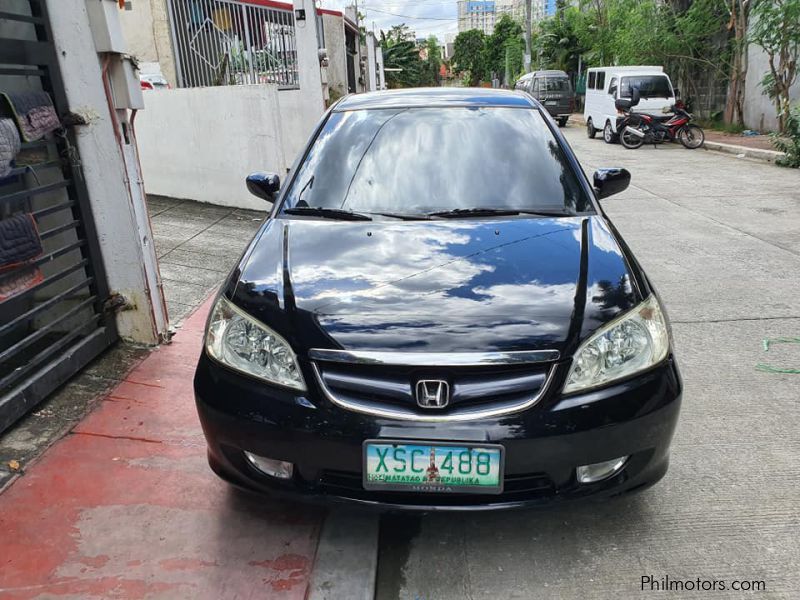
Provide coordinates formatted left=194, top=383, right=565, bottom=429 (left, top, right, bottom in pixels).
left=283, top=206, right=372, bottom=221
left=515, top=209, right=573, bottom=217
left=427, top=208, right=521, bottom=218
left=370, top=211, right=432, bottom=221
left=427, top=207, right=571, bottom=219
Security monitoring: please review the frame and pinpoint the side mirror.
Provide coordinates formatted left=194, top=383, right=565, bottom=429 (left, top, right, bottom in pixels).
left=630, top=87, right=641, bottom=106
left=593, top=168, right=631, bottom=200
left=673, top=87, right=680, bottom=98
left=614, top=98, right=632, bottom=112
left=246, top=172, right=280, bottom=202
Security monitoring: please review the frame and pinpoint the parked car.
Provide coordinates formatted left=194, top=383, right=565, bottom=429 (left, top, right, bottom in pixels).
left=584, top=66, right=677, bottom=143
left=515, top=70, right=575, bottom=127
left=194, top=88, right=682, bottom=511
left=138, top=61, right=169, bottom=91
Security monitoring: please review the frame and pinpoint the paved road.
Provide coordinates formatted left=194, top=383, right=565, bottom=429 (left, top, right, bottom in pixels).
left=376, top=130, right=800, bottom=599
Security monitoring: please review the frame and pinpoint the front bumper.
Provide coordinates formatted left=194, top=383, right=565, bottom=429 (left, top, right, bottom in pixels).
left=194, top=355, right=682, bottom=511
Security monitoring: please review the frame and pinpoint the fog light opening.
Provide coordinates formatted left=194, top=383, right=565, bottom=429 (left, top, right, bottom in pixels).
left=244, top=451, right=294, bottom=480
left=576, top=456, right=629, bottom=484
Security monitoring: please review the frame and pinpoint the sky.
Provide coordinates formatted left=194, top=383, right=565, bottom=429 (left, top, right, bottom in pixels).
left=319, top=0, right=460, bottom=43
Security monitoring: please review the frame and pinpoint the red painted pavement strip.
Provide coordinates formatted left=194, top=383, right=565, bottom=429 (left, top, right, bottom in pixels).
left=0, top=296, right=324, bottom=599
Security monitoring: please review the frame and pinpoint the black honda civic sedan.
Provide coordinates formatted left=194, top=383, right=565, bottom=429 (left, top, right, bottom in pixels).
left=194, top=88, right=682, bottom=511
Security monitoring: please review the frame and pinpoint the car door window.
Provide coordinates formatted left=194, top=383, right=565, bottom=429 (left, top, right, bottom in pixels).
left=608, top=77, right=617, bottom=96
left=596, top=71, right=606, bottom=90
left=588, top=72, right=596, bottom=89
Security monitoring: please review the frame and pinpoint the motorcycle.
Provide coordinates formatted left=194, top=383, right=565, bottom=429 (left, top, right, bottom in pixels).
left=615, top=89, right=705, bottom=150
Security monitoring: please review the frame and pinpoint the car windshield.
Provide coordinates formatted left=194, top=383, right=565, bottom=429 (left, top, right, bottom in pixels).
left=540, top=77, right=571, bottom=92
left=620, top=75, right=672, bottom=99
left=281, top=107, right=592, bottom=216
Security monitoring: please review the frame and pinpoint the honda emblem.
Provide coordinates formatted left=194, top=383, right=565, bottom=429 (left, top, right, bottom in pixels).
left=416, top=380, right=449, bottom=409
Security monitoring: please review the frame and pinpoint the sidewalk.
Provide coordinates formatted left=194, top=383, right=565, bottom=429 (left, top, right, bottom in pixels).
left=567, top=114, right=785, bottom=163
left=0, top=198, right=267, bottom=490
left=149, top=196, right=266, bottom=325
left=0, top=296, right=324, bottom=599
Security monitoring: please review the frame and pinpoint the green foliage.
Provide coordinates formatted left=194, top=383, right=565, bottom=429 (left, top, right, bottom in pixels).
left=504, top=35, right=526, bottom=83
left=453, top=29, right=486, bottom=85
left=380, top=24, right=423, bottom=88
left=483, top=15, right=524, bottom=81
left=529, top=0, right=731, bottom=116
left=423, top=35, right=442, bottom=86
left=535, top=6, right=586, bottom=73
left=771, top=104, right=800, bottom=167
left=751, top=0, right=800, bottom=132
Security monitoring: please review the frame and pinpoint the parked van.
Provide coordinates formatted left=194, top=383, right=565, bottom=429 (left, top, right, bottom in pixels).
left=584, top=66, right=676, bottom=143
left=515, top=70, right=575, bottom=127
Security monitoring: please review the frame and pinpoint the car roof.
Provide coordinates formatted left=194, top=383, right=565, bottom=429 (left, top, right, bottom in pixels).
left=334, top=87, right=536, bottom=111
left=587, top=65, right=664, bottom=73
left=531, top=70, right=569, bottom=77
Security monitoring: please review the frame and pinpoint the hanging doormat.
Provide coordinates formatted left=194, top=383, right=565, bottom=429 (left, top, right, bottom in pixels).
left=0, top=91, right=61, bottom=142
left=0, top=117, right=21, bottom=179
left=0, top=264, right=44, bottom=301
left=0, top=213, right=43, bottom=271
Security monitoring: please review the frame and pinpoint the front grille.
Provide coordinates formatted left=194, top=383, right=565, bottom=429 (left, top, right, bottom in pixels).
left=318, top=469, right=556, bottom=505
left=313, top=360, right=554, bottom=421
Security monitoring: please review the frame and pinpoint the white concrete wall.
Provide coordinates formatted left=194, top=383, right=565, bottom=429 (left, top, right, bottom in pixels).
left=744, top=43, right=800, bottom=132
left=135, top=85, right=321, bottom=210
left=118, top=0, right=177, bottom=86
left=135, top=0, right=325, bottom=210
left=366, top=32, right=377, bottom=91
left=48, top=0, right=168, bottom=344
left=322, top=14, right=348, bottom=101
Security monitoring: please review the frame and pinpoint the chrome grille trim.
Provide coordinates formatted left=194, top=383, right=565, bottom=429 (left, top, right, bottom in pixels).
left=308, top=348, right=560, bottom=367
left=311, top=362, right=557, bottom=422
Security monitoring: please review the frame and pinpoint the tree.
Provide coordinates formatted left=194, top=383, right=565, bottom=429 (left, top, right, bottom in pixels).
left=750, top=0, right=800, bottom=132
left=722, top=0, right=751, bottom=127
left=536, top=6, right=586, bottom=75
left=484, top=15, right=524, bottom=83
left=423, top=35, right=442, bottom=86
left=453, top=29, right=486, bottom=86
left=379, top=24, right=424, bottom=88
left=557, top=1, right=735, bottom=120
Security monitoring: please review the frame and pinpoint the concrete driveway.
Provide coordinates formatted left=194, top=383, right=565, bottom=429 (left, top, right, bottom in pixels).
left=376, top=131, right=800, bottom=599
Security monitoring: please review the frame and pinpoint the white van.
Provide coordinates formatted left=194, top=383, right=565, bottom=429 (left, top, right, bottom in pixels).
left=584, top=66, right=676, bottom=143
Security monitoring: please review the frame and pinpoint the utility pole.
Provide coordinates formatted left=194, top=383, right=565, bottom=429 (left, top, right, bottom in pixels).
left=524, top=0, right=532, bottom=72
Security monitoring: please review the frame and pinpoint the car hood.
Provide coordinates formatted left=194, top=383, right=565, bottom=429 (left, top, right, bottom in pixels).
left=231, top=216, right=641, bottom=356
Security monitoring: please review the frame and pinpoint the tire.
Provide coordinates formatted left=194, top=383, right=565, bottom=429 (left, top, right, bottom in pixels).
left=603, top=120, right=617, bottom=144
left=586, top=118, right=597, bottom=139
left=620, top=126, right=644, bottom=149
left=558, top=117, right=569, bottom=127
left=679, top=124, right=705, bottom=149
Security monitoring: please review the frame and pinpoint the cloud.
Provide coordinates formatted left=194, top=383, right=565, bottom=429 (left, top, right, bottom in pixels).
left=320, top=0, right=459, bottom=43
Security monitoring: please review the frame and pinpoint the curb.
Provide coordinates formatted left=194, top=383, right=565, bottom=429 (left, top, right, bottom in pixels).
left=308, top=511, right=380, bottom=600
left=702, top=140, right=785, bottom=163
left=566, top=114, right=785, bottom=165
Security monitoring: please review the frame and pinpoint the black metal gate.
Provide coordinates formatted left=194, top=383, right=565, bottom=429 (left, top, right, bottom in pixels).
left=0, top=1, right=118, bottom=433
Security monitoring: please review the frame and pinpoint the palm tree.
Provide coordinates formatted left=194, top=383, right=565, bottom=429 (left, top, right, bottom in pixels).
left=380, top=25, right=423, bottom=88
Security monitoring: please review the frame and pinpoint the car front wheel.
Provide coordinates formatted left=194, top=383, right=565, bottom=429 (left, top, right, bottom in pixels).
left=603, top=121, right=617, bottom=144
left=586, top=118, right=596, bottom=138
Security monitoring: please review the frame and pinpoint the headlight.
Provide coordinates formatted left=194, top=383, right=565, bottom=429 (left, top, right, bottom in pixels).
left=563, top=295, right=670, bottom=394
left=205, top=296, right=306, bottom=391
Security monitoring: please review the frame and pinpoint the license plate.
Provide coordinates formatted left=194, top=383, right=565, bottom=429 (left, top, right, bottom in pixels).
left=545, top=100, right=558, bottom=105
left=363, top=441, right=504, bottom=494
